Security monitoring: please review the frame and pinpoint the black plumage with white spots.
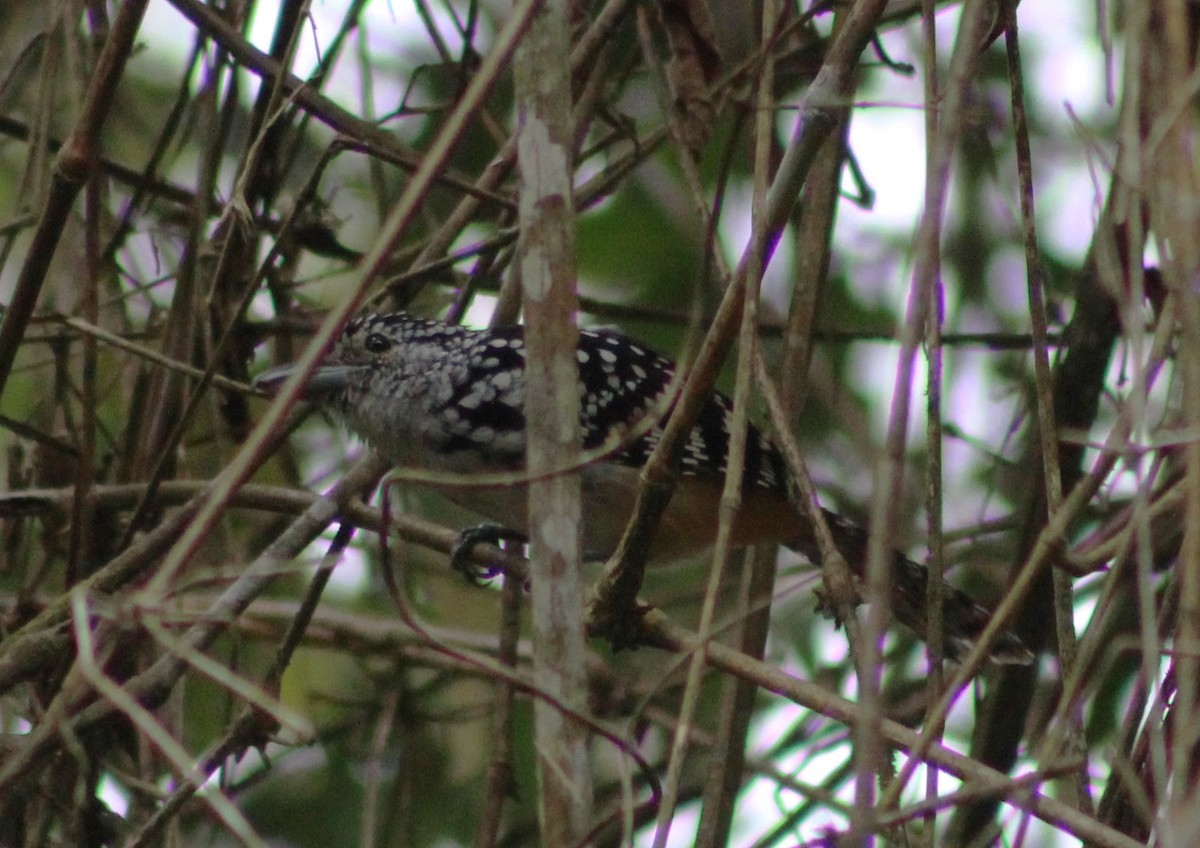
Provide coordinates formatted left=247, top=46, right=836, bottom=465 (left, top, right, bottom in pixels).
left=323, top=312, right=786, bottom=493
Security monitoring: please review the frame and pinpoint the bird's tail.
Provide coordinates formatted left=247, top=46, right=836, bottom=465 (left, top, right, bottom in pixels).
left=790, top=510, right=1034, bottom=666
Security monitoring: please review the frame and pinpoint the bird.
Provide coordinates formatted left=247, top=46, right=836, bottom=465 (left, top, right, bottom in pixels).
left=254, top=311, right=1032, bottom=665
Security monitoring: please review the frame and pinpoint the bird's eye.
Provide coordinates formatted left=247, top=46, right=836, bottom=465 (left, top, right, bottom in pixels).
left=364, top=333, right=391, bottom=354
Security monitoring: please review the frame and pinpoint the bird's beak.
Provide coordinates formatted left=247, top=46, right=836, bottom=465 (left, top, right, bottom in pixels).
left=253, top=363, right=362, bottom=399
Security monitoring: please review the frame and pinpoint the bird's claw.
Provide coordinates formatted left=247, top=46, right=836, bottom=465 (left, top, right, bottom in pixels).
left=450, top=524, right=527, bottom=584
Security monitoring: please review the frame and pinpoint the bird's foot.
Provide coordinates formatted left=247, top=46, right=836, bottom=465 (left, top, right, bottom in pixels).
left=450, top=524, right=527, bottom=584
